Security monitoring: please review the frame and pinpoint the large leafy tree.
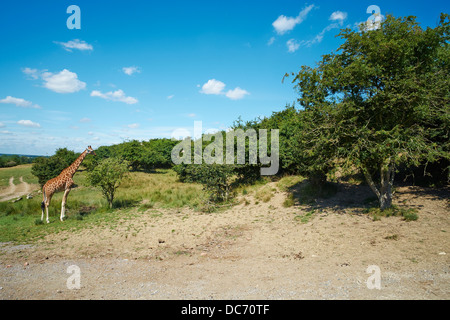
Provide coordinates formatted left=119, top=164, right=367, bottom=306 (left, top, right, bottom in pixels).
left=290, top=14, right=449, bottom=210
left=31, top=148, right=80, bottom=186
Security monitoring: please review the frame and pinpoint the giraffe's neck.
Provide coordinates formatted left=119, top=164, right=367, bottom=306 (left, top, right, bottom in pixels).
left=64, top=150, right=88, bottom=177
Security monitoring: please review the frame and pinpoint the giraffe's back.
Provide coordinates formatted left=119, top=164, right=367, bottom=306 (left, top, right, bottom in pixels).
left=43, top=173, right=70, bottom=194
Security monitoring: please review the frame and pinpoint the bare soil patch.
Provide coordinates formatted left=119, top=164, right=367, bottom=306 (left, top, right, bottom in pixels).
left=0, top=176, right=37, bottom=202
left=0, top=184, right=448, bottom=300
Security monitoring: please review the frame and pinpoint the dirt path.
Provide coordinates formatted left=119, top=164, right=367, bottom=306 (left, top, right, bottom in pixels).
left=0, top=184, right=448, bottom=300
left=0, top=176, right=34, bottom=202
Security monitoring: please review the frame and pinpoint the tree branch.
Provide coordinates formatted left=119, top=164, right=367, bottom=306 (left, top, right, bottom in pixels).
left=362, top=166, right=380, bottom=199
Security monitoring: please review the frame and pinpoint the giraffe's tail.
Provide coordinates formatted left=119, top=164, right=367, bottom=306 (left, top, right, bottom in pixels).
left=41, top=189, right=46, bottom=211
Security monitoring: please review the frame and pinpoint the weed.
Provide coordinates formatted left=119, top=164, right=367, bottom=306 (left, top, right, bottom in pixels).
left=384, top=234, right=399, bottom=240
left=255, top=186, right=275, bottom=203
left=283, top=194, right=295, bottom=208
left=295, top=209, right=316, bottom=224
left=364, top=205, right=419, bottom=222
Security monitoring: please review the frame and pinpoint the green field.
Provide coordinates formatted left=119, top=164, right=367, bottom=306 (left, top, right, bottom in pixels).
left=0, top=164, right=39, bottom=187
left=0, top=165, right=204, bottom=243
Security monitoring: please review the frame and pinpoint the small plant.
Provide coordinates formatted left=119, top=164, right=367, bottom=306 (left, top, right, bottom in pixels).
left=283, top=194, right=295, bottom=207
left=255, top=186, right=274, bottom=203
left=295, top=209, right=316, bottom=224
left=138, top=202, right=155, bottom=212
left=384, top=234, right=399, bottom=241
left=364, top=205, right=419, bottom=222
left=402, top=209, right=419, bottom=222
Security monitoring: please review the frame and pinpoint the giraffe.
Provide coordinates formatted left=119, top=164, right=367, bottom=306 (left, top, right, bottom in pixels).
left=41, top=146, right=96, bottom=223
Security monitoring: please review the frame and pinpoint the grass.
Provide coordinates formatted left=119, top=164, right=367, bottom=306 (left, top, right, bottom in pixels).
left=254, top=185, right=277, bottom=203
left=117, top=170, right=203, bottom=208
left=0, top=164, right=38, bottom=187
left=277, top=175, right=306, bottom=192
left=363, top=205, right=419, bottom=222
left=279, top=175, right=339, bottom=206
left=283, top=193, right=295, bottom=207
left=0, top=166, right=205, bottom=243
left=294, top=209, right=316, bottom=224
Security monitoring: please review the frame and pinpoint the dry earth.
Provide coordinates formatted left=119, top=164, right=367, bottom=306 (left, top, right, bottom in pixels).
left=0, top=183, right=449, bottom=300
left=0, top=176, right=35, bottom=202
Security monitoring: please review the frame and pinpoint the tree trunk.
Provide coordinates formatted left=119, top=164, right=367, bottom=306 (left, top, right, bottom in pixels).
left=108, top=193, right=114, bottom=209
left=379, top=161, right=395, bottom=210
left=362, top=161, right=395, bottom=211
left=310, top=171, right=327, bottom=193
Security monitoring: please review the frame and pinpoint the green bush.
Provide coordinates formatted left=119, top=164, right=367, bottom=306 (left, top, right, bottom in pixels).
left=174, top=164, right=235, bottom=202
left=31, top=148, right=79, bottom=186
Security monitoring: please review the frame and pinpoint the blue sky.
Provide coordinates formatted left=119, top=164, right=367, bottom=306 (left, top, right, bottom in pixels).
left=0, top=0, right=448, bottom=155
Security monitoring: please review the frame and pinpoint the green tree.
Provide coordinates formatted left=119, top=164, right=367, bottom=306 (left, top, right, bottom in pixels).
left=31, top=148, right=79, bottom=186
left=141, top=138, right=179, bottom=170
left=118, top=140, right=143, bottom=171
left=87, top=158, right=130, bottom=208
left=289, top=14, right=449, bottom=210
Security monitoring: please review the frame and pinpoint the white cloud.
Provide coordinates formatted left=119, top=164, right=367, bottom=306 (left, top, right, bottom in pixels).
left=0, top=96, right=41, bottom=109
left=225, top=87, right=250, bottom=100
left=200, top=79, right=249, bottom=100
left=290, top=23, right=342, bottom=51
left=329, top=11, right=348, bottom=24
left=167, top=94, right=175, bottom=100
left=55, top=39, right=93, bottom=52
left=42, top=69, right=86, bottom=93
left=272, top=4, right=316, bottom=35
left=22, top=67, right=39, bottom=80
left=128, top=123, right=139, bottom=129
left=187, top=113, right=196, bottom=118
left=267, top=37, right=276, bottom=46
left=80, top=117, right=91, bottom=123
left=91, top=89, right=138, bottom=104
left=0, top=122, right=5, bottom=128
left=17, top=120, right=41, bottom=128
left=286, top=39, right=301, bottom=53
left=122, top=66, right=141, bottom=76
left=200, top=79, right=226, bottom=95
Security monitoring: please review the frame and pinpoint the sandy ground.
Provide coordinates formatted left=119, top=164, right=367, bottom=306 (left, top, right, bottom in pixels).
left=0, top=182, right=449, bottom=300
left=0, top=176, right=35, bottom=202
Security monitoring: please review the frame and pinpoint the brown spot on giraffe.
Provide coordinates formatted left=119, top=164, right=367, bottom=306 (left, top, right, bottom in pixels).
left=41, top=146, right=96, bottom=223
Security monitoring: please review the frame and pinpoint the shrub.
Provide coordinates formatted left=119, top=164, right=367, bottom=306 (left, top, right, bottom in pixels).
left=87, top=158, right=130, bottom=208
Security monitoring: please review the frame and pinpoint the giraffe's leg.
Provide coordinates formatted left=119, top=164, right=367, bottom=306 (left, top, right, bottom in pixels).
left=41, top=188, right=46, bottom=222
left=61, top=188, right=71, bottom=221
left=45, top=194, right=52, bottom=224
left=46, top=205, right=50, bottom=224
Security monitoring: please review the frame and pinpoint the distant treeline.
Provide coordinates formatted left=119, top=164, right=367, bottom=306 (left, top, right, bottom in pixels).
left=31, top=138, right=179, bottom=186
left=0, top=154, right=38, bottom=168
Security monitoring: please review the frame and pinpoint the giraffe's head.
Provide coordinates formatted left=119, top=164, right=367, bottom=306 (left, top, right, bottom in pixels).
left=86, top=145, right=96, bottom=156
